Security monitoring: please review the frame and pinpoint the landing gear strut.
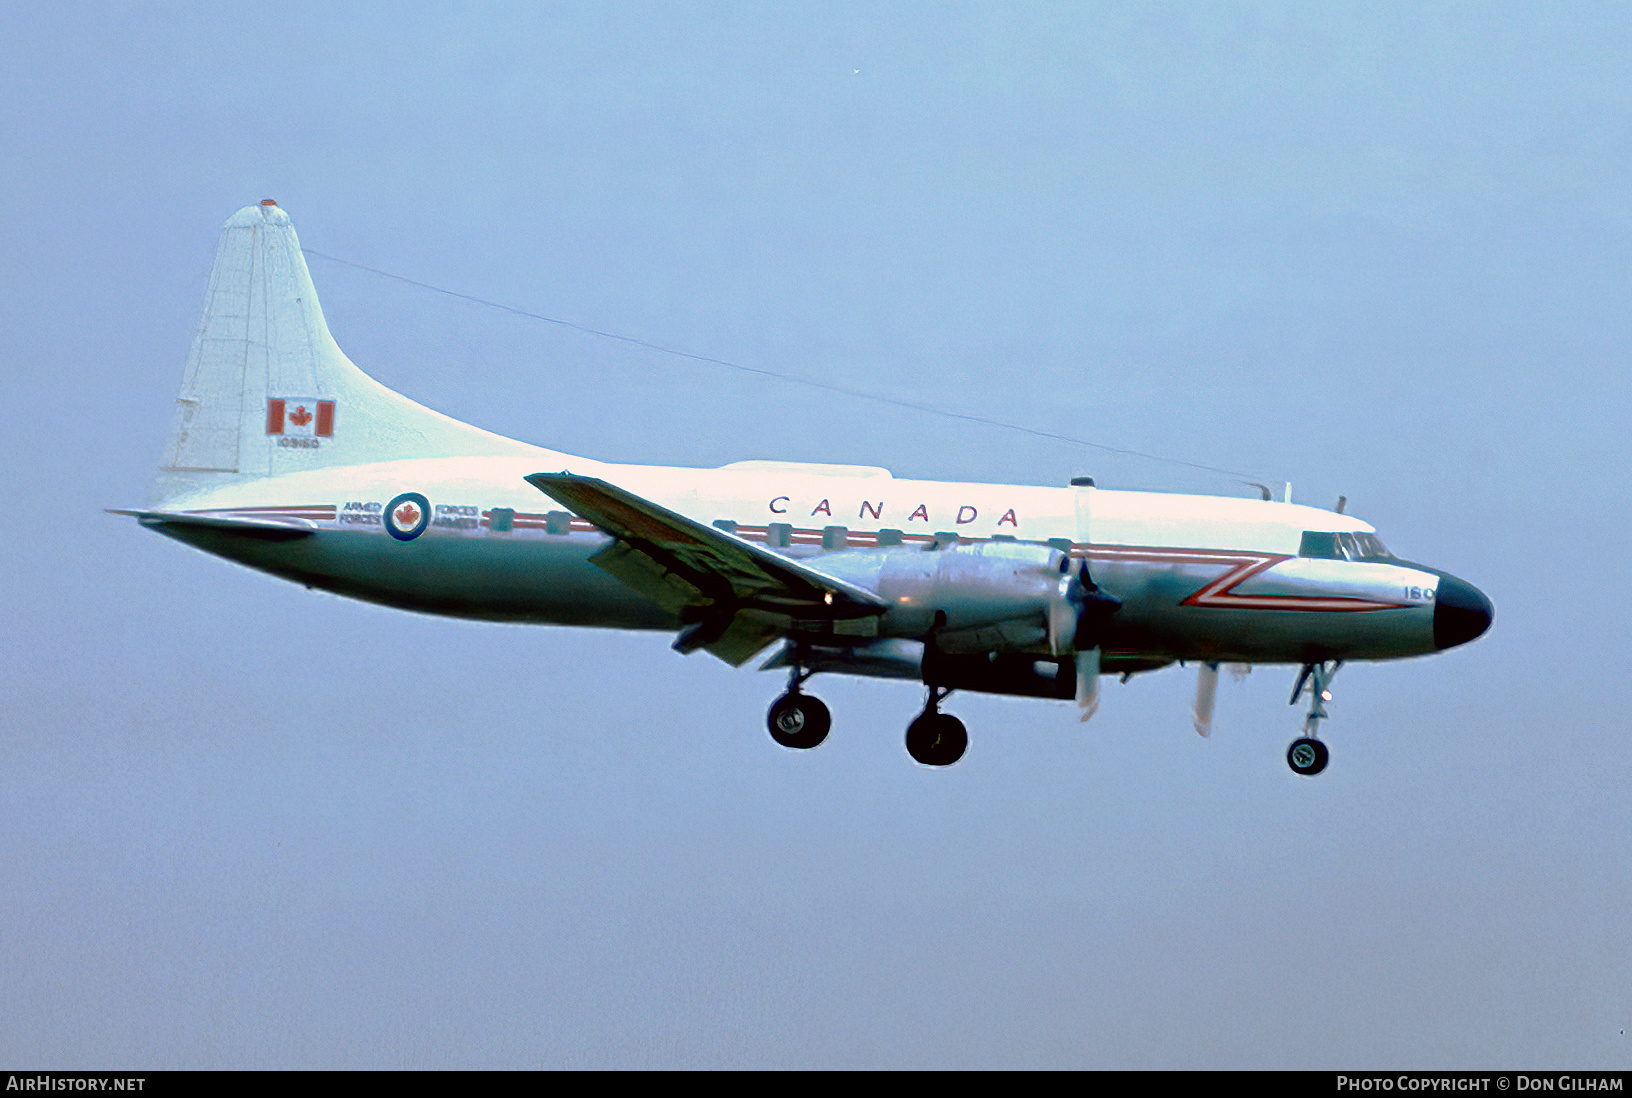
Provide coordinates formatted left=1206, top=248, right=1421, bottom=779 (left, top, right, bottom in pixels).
left=766, top=665, right=830, bottom=750
left=905, top=686, right=967, bottom=767
left=1286, top=660, right=1341, bottom=776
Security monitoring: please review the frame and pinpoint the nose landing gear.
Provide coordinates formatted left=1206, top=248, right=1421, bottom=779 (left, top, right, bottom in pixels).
left=1286, top=660, right=1341, bottom=776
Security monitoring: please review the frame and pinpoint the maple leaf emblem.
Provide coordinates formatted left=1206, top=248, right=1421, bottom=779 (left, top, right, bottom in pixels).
left=394, top=502, right=420, bottom=528
left=289, top=405, right=313, bottom=427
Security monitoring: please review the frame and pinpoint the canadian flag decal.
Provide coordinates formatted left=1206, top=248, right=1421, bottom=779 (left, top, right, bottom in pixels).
left=266, top=398, right=335, bottom=437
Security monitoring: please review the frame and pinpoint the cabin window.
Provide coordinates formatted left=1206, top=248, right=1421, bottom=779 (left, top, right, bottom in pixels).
left=822, top=525, right=849, bottom=549
left=488, top=507, right=514, bottom=533
left=767, top=522, right=792, bottom=548
left=876, top=528, right=904, bottom=547
left=712, top=519, right=737, bottom=534
left=546, top=511, right=573, bottom=535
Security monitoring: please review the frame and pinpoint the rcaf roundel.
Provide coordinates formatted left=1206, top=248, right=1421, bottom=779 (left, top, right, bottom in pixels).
left=267, top=398, right=335, bottom=437
left=384, top=492, right=431, bottom=541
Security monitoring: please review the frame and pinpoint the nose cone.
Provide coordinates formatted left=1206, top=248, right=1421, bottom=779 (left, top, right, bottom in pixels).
left=1434, top=573, right=1493, bottom=650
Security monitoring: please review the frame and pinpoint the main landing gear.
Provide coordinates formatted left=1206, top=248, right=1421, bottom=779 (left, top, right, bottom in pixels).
left=763, top=669, right=969, bottom=766
left=766, top=667, right=830, bottom=750
left=905, top=686, right=967, bottom=767
left=1286, top=660, right=1341, bottom=776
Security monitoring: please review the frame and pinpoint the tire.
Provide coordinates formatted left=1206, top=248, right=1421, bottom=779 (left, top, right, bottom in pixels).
left=767, top=693, right=830, bottom=750
left=906, top=712, right=968, bottom=767
left=1287, top=736, right=1329, bottom=776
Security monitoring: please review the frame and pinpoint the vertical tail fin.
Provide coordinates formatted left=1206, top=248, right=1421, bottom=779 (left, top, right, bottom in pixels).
left=155, top=200, right=534, bottom=503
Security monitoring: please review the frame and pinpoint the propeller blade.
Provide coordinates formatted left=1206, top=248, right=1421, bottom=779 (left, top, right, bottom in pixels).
left=1192, top=661, right=1219, bottom=737
left=1076, top=647, right=1100, bottom=722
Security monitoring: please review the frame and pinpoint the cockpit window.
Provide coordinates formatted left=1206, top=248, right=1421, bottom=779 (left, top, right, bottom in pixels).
left=1299, top=531, right=1343, bottom=559
left=1353, top=532, right=1393, bottom=559
left=1300, top=530, right=1395, bottom=561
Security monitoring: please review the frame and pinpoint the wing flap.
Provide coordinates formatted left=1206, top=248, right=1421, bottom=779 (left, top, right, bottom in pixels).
left=589, top=540, right=707, bottom=616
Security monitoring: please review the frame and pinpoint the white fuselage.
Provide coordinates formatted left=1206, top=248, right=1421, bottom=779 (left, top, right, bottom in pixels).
left=147, top=448, right=1449, bottom=672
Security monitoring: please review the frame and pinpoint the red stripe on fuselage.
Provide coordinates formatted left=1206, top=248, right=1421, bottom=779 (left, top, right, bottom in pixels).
left=1084, top=544, right=1409, bottom=612
left=281, top=506, right=1411, bottom=614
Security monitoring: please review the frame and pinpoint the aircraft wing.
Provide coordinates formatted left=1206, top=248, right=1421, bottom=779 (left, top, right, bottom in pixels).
left=525, top=472, right=887, bottom=665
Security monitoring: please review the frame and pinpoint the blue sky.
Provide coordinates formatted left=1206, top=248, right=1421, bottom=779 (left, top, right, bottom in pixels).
left=1, top=1, right=1627, bottom=1068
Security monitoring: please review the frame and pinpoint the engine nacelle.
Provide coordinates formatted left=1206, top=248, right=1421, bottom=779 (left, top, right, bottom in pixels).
left=814, top=541, right=1074, bottom=654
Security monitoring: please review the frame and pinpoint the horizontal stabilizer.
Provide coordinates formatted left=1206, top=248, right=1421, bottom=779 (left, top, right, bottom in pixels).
left=108, top=508, right=316, bottom=541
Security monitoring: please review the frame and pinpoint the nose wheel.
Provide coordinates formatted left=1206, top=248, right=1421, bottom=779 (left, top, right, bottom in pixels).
left=1286, top=737, right=1329, bottom=776
left=1286, top=660, right=1341, bottom=776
